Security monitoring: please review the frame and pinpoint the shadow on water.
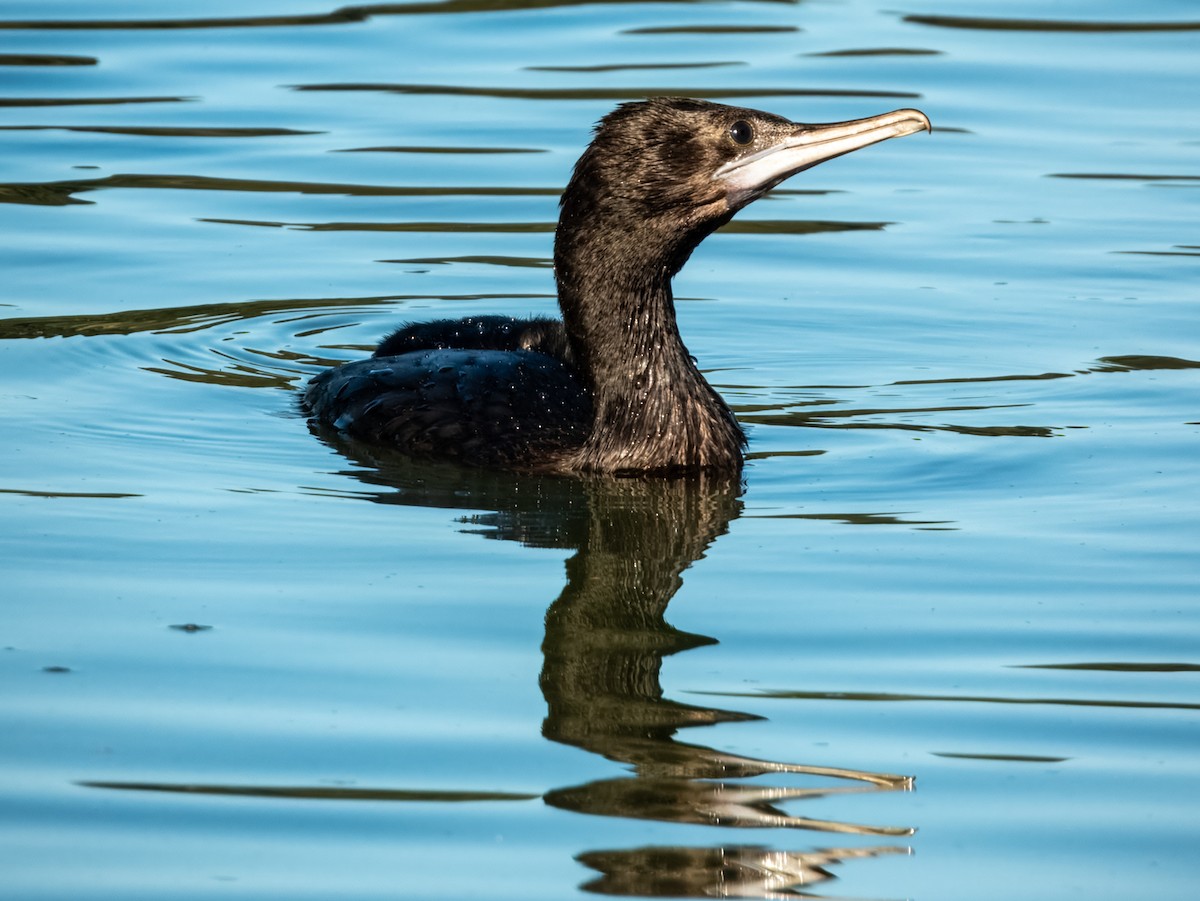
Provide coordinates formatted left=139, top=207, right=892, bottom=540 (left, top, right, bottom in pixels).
left=84, top=431, right=914, bottom=897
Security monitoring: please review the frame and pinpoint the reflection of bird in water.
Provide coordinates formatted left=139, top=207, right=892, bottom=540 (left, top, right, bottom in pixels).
left=577, top=845, right=907, bottom=898
left=537, top=474, right=914, bottom=841
left=288, top=441, right=918, bottom=894
left=306, top=98, right=929, bottom=474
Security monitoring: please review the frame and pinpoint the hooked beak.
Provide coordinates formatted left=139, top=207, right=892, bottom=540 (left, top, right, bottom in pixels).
left=714, top=108, right=931, bottom=205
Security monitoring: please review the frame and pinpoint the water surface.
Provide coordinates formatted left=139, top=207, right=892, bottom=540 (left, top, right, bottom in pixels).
left=2, top=2, right=1198, bottom=899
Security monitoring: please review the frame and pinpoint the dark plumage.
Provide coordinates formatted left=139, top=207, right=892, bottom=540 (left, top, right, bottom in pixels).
left=305, top=98, right=930, bottom=474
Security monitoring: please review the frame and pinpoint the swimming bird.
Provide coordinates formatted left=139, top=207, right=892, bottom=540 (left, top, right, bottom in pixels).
left=305, top=98, right=930, bottom=474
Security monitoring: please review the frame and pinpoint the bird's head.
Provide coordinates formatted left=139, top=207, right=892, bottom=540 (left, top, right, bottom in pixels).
left=557, top=98, right=930, bottom=276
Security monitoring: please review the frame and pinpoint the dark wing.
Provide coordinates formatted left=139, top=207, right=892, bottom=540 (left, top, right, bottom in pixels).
left=375, top=315, right=573, bottom=364
left=304, top=348, right=591, bottom=468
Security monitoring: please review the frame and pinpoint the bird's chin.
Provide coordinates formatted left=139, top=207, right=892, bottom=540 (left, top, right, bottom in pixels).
left=722, top=175, right=793, bottom=213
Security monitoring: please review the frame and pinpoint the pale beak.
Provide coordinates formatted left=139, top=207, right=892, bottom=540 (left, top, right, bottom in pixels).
left=714, top=108, right=931, bottom=205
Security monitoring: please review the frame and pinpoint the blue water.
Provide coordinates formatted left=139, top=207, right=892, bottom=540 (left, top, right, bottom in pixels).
left=2, top=2, right=1198, bottom=898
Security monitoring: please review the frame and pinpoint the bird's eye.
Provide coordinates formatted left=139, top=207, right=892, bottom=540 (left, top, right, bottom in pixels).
left=729, top=120, right=754, bottom=146
left=729, top=120, right=754, bottom=145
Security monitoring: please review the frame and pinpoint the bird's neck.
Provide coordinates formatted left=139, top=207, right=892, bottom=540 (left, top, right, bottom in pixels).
left=554, top=222, right=744, bottom=474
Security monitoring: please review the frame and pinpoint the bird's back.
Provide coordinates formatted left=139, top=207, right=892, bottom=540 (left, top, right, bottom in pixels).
left=305, top=344, right=591, bottom=469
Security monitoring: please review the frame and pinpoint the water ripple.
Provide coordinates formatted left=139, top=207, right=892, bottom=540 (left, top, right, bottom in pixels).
left=293, top=82, right=922, bottom=100
left=80, top=781, right=538, bottom=802
left=0, top=124, right=318, bottom=138
left=0, top=172, right=559, bottom=206
left=701, top=689, right=1200, bottom=712
left=903, top=14, right=1200, bottom=33
left=1016, top=662, right=1200, bottom=673
left=623, top=25, right=800, bottom=35
left=807, top=47, right=942, bottom=57
left=199, top=217, right=889, bottom=235
left=0, top=53, right=96, bottom=65
left=334, top=144, right=545, bottom=154
left=527, top=61, right=744, bottom=72
left=0, top=2, right=751, bottom=31
left=0, top=95, right=191, bottom=108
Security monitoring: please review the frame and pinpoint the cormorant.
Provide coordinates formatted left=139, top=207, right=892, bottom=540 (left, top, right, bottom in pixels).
left=305, top=98, right=930, bottom=474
